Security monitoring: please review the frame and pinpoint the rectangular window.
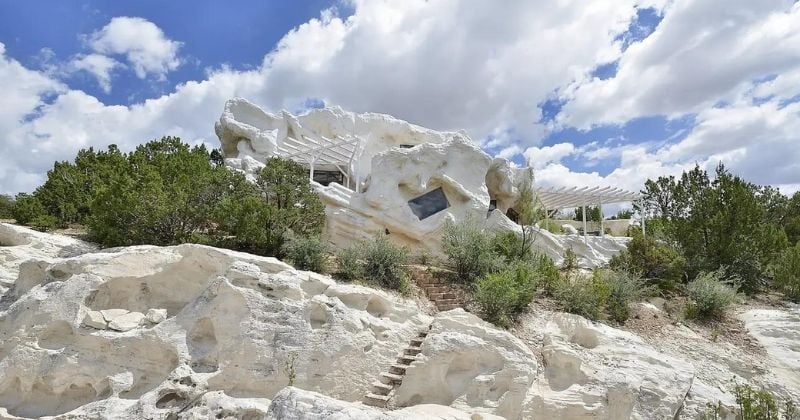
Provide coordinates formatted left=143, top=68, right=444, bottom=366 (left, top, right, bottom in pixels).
left=408, top=187, right=450, bottom=220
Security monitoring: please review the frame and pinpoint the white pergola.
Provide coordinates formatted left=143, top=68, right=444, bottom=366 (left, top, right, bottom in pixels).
left=536, top=186, right=642, bottom=242
left=275, top=133, right=363, bottom=191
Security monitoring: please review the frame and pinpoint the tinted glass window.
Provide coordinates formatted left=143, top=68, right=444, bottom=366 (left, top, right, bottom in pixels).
left=408, top=187, right=450, bottom=220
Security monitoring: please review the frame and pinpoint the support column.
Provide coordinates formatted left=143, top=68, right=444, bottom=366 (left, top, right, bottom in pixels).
left=599, top=203, right=604, bottom=237
left=642, top=211, right=646, bottom=238
left=582, top=204, right=587, bottom=244
left=309, top=157, right=316, bottom=182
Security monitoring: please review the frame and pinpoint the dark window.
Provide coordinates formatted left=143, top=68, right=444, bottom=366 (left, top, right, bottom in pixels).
left=311, top=170, right=344, bottom=186
left=408, top=187, right=450, bottom=220
left=399, top=144, right=415, bottom=149
left=488, top=199, right=497, bottom=211
left=506, top=207, right=519, bottom=224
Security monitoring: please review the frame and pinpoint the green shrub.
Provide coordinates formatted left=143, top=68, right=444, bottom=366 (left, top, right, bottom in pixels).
left=0, top=194, right=13, bottom=219
left=283, top=234, right=329, bottom=273
left=29, top=214, right=58, bottom=232
left=442, top=220, right=501, bottom=283
left=539, top=219, right=563, bottom=234
left=685, top=270, right=739, bottom=320
left=596, top=269, right=654, bottom=323
left=11, top=193, right=46, bottom=226
left=561, top=247, right=578, bottom=271
left=334, top=235, right=409, bottom=292
left=474, top=271, right=521, bottom=328
left=492, top=231, right=527, bottom=263
left=554, top=273, right=609, bottom=321
left=769, top=243, right=800, bottom=302
left=533, top=253, right=561, bottom=295
left=734, top=384, right=779, bottom=420
left=609, top=234, right=686, bottom=290
left=334, top=246, right=362, bottom=281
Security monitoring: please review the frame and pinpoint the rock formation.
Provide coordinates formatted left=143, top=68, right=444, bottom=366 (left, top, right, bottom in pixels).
left=1, top=223, right=799, bottom=419
left=215, top=98, right=629, bottom=268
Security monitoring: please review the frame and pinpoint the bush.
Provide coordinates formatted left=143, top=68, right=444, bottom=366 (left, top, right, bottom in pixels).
left=539, top=219, right=563, bottom=234
left=769, top=243, right=800, bottom=302
left=283, top=234, right=329, bottom=273
left=734, top=384, right=779, bottom=420
left=553, top=273, right=609, bottom=321
left=11, top=193, right=46, bottom=226
left=29, top=214, right=58, bottom=232
left=597, top=269, right=653, bottom=323
left=492, top=231, right=527, bottom=263
left=685, top=270, right=739, bottom=320
left=561, top=247, right=578, bottom=271
left=334, top=235, right=410, bottom=292
left=533, top=253, right=561, bottom=295
left=442, top=220, right=501, bottom=283
left=474, top=271, right=521, bottom=328
left=0, top=194, right=13, bottom=219
left=609, top=234, right=686, bottom=290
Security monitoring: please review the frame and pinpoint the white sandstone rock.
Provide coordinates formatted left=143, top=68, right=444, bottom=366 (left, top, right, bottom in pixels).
left=561, top=224, right=579, bottom=234
left=107, top=311, right=146, bottom=332
left=146, top=308, right=168, bottom=324
left=82, top=310, right=107, bottom=330
left=266, top=387, right=506, bottom=420
left=0, top=222, right=95, bottom=297
left=215, top=99, right=629, bottom=268
left=0, top=232, right=431, bottom=418
left=395, top=309, right=538, bottom=419
left=518, top=312, right=695, bottom=419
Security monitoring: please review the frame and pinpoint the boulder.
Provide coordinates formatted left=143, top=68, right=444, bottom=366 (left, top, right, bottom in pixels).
left=146, top=308, right=168, bottom=324
left=395, top=309, right=538, bottom=419
left=82, top=310, right=107, bottom=330
left=108, top=311, right=146, bottom=332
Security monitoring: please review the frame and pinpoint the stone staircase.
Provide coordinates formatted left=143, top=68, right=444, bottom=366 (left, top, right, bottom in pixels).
left=410, top=266, right=465, bottom=311
left=363, top=327, right=430, bottom=408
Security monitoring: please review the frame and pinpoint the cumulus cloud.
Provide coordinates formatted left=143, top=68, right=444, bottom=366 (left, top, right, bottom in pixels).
left=559, top=0, right=800, bottom=127
left=67, top=53, right=121, bottom=93
left=2, top=0, right=800, bottom=199
left=87, top=16, right=182, bottom=80
left=524, top=143, right=576, bottom=169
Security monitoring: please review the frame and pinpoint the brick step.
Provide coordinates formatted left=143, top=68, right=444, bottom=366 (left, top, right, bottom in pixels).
left=423, top=286, right=448, bottom=293
left=437, top=304, right=462, bottom=311
left=380, top=372, right=403, bottom=385
left=364, top=393, right=391, bottom=407
left=371, top=381, right=393, bottom=394
left=410, top=337, right=424, bottom=346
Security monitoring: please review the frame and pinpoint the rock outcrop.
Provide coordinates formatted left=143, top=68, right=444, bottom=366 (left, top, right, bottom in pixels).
left=215, top=98, right=630, bottom=268
left=1, top=223, right=799, bottom=419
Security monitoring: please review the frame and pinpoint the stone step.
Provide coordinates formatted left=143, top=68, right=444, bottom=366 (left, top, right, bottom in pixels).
left=371, top=381, right=394, bottom=394
left=410, top=337, right=424, bottom=346
left=424, top=286, right=448, bottom=294
left=404, top=346, right=422, bottom=355
left=437, top=304, right=462, bottom=311
left=380, top=372, right=403, bottom=385
left=364, top=393, right=391, bottom=407
left=389, top=364, right=408, bottom=375
left=435, top=300, right=460, bottom=306
left=428, top=292, right=458, bottom=300
left=397, top=354, right=417, bottom=364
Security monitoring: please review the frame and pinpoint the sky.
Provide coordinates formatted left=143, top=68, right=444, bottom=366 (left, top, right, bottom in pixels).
left=1, top=0, right=799, bottom=197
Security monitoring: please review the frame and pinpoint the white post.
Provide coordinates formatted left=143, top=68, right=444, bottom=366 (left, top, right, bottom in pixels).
left=599, top=203, right=604, bottom=237
left=642, top=212, right=646, bottom=238
left=582, top=204, right=587, bottom=244
left=309, top=157, right=316, bottom=182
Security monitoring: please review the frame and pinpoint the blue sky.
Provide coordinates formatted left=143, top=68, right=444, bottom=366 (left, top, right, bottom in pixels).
left=0, top=0, right=799, bottom=195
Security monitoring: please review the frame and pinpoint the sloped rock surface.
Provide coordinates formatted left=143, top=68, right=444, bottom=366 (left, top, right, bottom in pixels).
left=395, top=309, right=538, bottom=419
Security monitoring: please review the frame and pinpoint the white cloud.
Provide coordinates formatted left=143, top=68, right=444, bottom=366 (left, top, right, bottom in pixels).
left=524, top=143, right=576, bottom=169
left=2, top=1, right=800, bottom=199
left=68, top=53, right=121, bottom=93
left=559, top=0, right=800, bottom=127
left=88, top=16, right=182, bottom=80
